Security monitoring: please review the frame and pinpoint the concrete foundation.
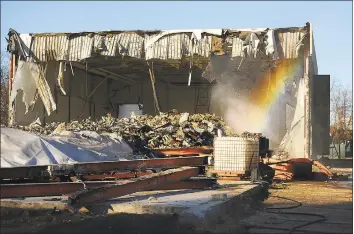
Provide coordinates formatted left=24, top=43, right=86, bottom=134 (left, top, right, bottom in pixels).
left=1, top=181, right=267, bottom=233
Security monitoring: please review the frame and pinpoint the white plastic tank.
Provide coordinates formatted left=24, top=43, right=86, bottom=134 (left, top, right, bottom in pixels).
left=213, top=137, right=259, bottom=172
left=118, top=104, right=143, bottom=118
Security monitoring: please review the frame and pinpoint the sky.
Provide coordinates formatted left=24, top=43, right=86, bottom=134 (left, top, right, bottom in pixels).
left=1, top=1, right=352, bottom=87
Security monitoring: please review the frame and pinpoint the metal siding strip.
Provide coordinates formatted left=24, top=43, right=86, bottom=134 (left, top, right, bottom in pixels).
left=130, top=33, right=136, bottom=58
left=51, top=36, right=55, bottom=60
left=57, top=36, right=62, bottom=60
left=75, top=37, right=80, bottom=61
left=38, top=37, right=42, bottom=61
left=58, top=36, right=63, bottom=60
left=32, top=37, right=37, bottom=61
left=70, top=37, right=74, bottom=61
left=112, top=34, right=118, bottom=56
left=160, top=36, right=167, bottom=60
left=68, top=38, right=73, bottom=61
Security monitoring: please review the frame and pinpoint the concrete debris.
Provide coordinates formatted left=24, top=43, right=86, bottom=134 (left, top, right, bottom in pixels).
left=14, top=110, right=243, bottom=156
left=211, top=193, right=227, bottom=201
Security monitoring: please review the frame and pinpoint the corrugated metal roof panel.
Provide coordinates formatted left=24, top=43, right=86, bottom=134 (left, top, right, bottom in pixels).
left=145, top=34, right=182, bottom=60
left=278, top=31, right=305, bottom=59
left=193, top=35, right=212, bottom=58
left=15, top=28, right=307, bottom=62
left=145, top=34, right=212, bottom=60
left=117, top=33, right=144, bottom=59
left=31, top=36, right=70, bottom=62
left=29, top=33, right=145, bottom=62
left=68, top=36, right=93, bottom=61
left=230, top=37, right=244, bottom=57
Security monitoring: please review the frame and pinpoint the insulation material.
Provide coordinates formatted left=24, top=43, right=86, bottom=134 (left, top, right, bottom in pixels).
left=11, top=61, right=57, bottom=116
left=0, top=128, right=133, bottom=168
left=211, top=36, right=225, bottom=55
left=10, top=61, right=38, bottom=114
left=278, top=78, right=305, bottom=158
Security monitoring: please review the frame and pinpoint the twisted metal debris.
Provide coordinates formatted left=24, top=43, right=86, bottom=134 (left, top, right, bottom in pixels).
left=14, top=110, right=261, bottom=156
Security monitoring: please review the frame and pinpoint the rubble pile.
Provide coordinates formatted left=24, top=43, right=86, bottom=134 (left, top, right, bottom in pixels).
left=15, top=110, right=241, bottom=154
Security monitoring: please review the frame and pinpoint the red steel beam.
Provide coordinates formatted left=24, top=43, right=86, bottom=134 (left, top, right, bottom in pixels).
left=0, top=178, right=215, bottom=199
left=0, top=156, right=208, bottom=180
left=68, top=167, right=199, bottom=211
left=210, top=170, right=246, bottom=177
left=0, top=181, right=121, bottom=199
left=80, top=172, right=154, bottom=181
left=154, top=147, right=213, bottom=156
left=73, top=157, right=208, bottom=174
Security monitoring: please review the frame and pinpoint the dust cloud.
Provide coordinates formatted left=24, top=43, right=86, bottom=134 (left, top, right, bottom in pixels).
left=210, top=77, right=268, bottom=135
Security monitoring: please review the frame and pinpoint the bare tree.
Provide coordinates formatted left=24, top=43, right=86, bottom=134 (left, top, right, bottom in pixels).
left=1, top=53, right=10, bottom=126
left=330, top=80, right=353, bottom=143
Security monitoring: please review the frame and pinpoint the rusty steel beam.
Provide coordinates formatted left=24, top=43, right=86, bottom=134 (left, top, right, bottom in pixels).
left=0, top=181, right=122, bottom=199
left=210, top=170, right=246, bottom=177
left=0, top=165, right=48, bottom=180
left=68, top=167, right=199, bottom=211
left=217, top=177, right=242, bottom=181
left=72, top=156, right=208, bottom=174
left=0, top=156, right=208, bottom=180
left=0, top=178, right=216, bottom=199
left=154, top=147, right=213, bottom=156
left=80, top=172, right=154, bottom=181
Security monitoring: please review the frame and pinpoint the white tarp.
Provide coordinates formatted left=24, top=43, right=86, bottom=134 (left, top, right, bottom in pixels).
left=0, top=128, right=133, bottom=168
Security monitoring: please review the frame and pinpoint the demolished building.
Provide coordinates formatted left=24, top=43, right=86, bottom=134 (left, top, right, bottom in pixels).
left=6, top=23, right=330, bottom=159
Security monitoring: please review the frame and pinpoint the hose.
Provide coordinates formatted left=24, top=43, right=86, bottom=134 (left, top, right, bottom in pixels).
left=246, top=194, right=327, bottom=234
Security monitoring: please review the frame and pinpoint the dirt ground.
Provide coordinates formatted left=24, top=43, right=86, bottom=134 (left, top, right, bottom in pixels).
left=244, top=180, right=353, bottom=233
left=1, top=160, right=352, bottom=234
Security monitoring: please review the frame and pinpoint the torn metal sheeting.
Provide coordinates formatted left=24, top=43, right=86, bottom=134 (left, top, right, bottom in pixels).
left=10, top=61, right=57, bottom=116
left=7, top=28, right=306, bottom=64
left=0, top=178, right=216, bottom=199
left=0, top=156, right=209, bottom=180
left=10, top=61, right=40, bottom=114
left=68, top=167, right=200, bottom=210
left=14, top=111, right=239, bottom=154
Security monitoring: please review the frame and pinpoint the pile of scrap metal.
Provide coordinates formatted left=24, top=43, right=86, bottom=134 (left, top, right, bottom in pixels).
left=267, top=158, right=334, bottom=181
left=0, top=155, right=215, bottom=212
left=13, top=110, right=248, bottom=157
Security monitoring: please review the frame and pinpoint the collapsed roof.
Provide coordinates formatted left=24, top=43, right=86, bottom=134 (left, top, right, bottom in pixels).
left=6, top=24, right=313, bottom=118
left=7, top=27, right=307, bottom=62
